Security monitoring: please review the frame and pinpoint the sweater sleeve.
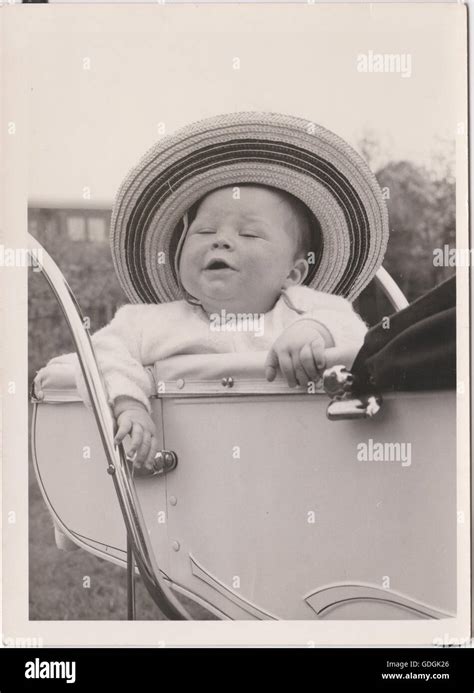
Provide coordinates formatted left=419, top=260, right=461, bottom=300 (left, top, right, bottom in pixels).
left=279, top=286, right=368, bottom=350
left=44, top=305, right=154, bottom=414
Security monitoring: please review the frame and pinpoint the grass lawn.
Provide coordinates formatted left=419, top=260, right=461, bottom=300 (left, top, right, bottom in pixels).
left=29, top=447, right=168, bottom=620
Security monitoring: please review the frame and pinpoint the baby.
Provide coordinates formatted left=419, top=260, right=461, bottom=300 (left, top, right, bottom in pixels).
left=39, top=184, right=367, bottom=471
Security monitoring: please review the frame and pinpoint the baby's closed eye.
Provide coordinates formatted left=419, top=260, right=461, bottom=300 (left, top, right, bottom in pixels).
left=192, top=227, right=216, bottom=235
left=239, top=227, right=267, bottom=239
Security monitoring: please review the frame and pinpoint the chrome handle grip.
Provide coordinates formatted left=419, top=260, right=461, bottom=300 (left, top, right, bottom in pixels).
left=128, top=450, right=178, bottom=477
left=323, top=365, right=355, bottom=398
left=153, top=450, right=178, bottom=475
left=326, top=394, right=382, bottom=421
left=323, top=365, right=382, bottom=421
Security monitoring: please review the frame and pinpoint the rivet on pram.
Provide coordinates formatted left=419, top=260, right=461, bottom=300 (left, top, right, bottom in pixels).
left=221, top=376, right=234, bottom=388
left=172, top=541, right=180, bottom=552
left=176, top=378, right=185, bottom=389
left=107, top=464, right=115, bottom=476
left=169, top=496, right=177, bottom=506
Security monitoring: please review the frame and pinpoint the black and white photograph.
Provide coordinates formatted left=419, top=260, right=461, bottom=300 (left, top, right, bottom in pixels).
left=1, top=0, right=471, bottom=651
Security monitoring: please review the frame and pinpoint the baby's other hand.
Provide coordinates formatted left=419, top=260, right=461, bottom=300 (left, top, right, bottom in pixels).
left=113, top=397, right=160, bottom=473
left=265, top=320, right=328, bottom=387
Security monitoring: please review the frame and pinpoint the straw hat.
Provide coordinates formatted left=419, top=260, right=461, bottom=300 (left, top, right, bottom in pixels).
left=110, top=111, right=389, bottom=304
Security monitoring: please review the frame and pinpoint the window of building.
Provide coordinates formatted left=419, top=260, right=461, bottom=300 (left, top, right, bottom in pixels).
left=87, top=216, right=106, bottom=243
left=67, top=215, right=86, bottom=241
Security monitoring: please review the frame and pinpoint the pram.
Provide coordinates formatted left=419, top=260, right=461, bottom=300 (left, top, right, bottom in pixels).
left=29, top=235, right=456, bottom=622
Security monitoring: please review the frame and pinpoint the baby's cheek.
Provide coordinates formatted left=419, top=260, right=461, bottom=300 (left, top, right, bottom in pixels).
left=178, top=256, right=197, bottom=293
left=246, top=253, right=271, bottom=277
left=252, top=255, right=285, bottom=286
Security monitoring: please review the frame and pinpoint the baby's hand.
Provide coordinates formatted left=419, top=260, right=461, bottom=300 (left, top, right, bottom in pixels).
left=265, top=320, right=329, bottom=387
left=113, top=397, right=160, bottom=473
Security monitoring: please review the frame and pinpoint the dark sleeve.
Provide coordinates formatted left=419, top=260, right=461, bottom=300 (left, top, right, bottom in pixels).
left=351, top=275, right=456, bottom=393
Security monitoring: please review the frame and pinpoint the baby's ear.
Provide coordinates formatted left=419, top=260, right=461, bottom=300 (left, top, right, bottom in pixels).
left=283, top=257, right=309, bottom=288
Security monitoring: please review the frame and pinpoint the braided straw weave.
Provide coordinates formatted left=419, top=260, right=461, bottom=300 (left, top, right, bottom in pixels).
left=110, top=111, right=389, bottom=304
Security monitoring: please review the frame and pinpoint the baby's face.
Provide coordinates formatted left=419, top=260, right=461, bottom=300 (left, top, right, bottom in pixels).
left=178, top=186, right=308, bottom=314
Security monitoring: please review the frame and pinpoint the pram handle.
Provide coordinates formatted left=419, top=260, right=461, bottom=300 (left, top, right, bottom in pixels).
left=27, top=234, right=189, bottom=620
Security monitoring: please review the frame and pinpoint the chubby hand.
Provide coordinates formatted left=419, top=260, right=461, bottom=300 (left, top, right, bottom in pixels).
left=265, top=320, right=330, bottom=387
left=113, top=397, right=160, bottom=473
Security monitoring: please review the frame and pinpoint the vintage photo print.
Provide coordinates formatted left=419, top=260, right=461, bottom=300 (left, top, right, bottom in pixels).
left=1, top=1, right=470, bottom=647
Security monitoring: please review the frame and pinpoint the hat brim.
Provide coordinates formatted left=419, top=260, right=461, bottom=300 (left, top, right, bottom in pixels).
left=111, top=112, right=389, bottom=303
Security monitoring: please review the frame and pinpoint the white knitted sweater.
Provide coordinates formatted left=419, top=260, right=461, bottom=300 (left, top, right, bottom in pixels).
left=46, top=285, right=367, bottom=412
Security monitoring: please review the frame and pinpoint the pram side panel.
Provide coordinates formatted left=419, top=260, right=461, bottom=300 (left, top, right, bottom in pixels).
left=31, top=385, right=456, bottom=621
left=31, top=398, right=171, bottom=575
left=160, top=391, right=456, bottom=620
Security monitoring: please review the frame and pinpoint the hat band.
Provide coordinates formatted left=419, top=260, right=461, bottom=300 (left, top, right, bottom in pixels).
left=123, top=139, right=370, bottom=303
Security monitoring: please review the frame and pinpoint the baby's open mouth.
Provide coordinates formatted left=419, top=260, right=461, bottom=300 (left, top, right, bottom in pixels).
left=204, top=258, right=236, bottom=271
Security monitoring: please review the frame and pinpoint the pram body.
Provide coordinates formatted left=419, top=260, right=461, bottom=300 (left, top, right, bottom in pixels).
left=29, top=238, right=456, bottom=621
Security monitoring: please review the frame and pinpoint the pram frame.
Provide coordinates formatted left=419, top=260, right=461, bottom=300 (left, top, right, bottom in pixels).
left=28, top=234, right=190, bottom=620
